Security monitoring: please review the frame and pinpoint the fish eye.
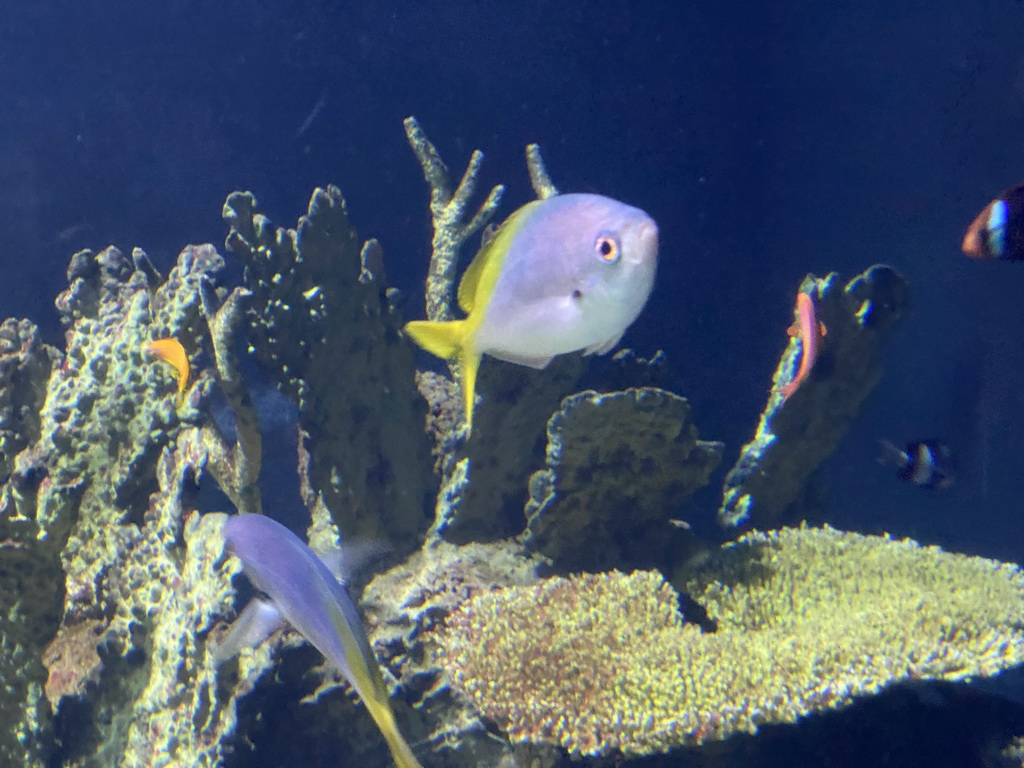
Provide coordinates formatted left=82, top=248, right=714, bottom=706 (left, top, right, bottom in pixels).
left=595, top=235, right=620, bottom=263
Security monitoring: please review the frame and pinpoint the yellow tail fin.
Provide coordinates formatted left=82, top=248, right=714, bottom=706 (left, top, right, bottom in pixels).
left=403, top=320, right=465, bottom=360
left=365, top=698, right=424, bottom=768
left=403, top=319, right=481, bottom=433
left=461, top=350, right=481, bottom=435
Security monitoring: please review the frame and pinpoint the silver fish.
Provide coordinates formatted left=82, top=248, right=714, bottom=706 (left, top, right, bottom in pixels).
left=404, top=192, right=658, bottom=430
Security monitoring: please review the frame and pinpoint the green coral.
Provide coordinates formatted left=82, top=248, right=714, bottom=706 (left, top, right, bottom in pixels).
left=0, top=319, right=61, bottom=766
left=360, top=540, right=547, bottom=768
left=681, top=525, right=1024, bottom=684
left=0, top=239, right=284, bottom=766
left=439, top=569, right=685, bottom=757
left=0, top=119, right=991, bottom=768
left=438, top=527, right=1024, bottom=758
left=0, top=244, right=225, bottom=767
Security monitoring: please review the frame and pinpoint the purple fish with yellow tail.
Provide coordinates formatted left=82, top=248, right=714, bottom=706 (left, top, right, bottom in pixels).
left=217, top=514, right=422, bottom=768
left=404, top=193, right=658, bottom=431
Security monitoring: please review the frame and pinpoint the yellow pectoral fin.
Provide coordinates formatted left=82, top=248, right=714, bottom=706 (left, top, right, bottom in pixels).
left=403, top=320, right=466, bottom=360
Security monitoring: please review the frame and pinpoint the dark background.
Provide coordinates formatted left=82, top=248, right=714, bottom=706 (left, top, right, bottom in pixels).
left=1, top=1, right=1022, bottom=560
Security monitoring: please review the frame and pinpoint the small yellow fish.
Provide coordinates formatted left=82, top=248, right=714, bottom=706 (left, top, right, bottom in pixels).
left=405, top=193, right=658, bottom=432
left=145, top=338, right=189, bottom=403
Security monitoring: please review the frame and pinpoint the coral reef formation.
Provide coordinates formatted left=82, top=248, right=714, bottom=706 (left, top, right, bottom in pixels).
left=405, top=118, right=591, bottom=546
left=522, top=387, right=723, bottom=572
left=362, top=539, right=547, bottom=767
left=0, top=117, right=1018, bottom=768
left=439, top=526, right=1024, bottom=758
left=223, top=187, right=434, bottom=551
left=439, top=569, right=687, bottom=756
left=719, top=266, right=910, bottom=529
left=0, top=243, right=270, bottom=767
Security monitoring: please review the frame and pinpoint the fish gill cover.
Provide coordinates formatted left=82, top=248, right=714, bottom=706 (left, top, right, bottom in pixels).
left=0, top=120, right=1019, bottom=768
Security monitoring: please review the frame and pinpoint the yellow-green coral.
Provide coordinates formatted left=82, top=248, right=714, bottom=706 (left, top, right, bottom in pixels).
left=439, top=570, right=688, bottom=756
left=438, top=526, right=1024, bottom=757
left=683, top=525, right=1024, bottom=683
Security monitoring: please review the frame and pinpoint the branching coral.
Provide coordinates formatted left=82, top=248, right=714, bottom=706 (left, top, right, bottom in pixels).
left=405, top=120, right=590, bottom=545
left=439, top=526, right=1024, bottom=758
left=0, top=119, right=978, bottom=768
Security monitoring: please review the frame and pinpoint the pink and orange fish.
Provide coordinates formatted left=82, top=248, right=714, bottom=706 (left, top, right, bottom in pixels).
left=780, top=292, right=826, bottom=401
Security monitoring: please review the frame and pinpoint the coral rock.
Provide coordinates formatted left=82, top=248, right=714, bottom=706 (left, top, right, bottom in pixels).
left=719, top=265, right=910, bottom=528
left=223, top=188, right=433, bottom=553
left=439, top=526, right=1024, bottom=758
left=522, top=387, right=722, bottom=572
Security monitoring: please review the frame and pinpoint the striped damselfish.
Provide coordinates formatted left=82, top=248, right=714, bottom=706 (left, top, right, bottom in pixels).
left=962, top=182, right=1024, bottom=261
left=405, top=192, right=658, bottom=431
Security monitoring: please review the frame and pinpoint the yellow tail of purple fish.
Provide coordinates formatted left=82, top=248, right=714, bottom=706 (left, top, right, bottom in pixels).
left=404, top=319, right=480, bottom=433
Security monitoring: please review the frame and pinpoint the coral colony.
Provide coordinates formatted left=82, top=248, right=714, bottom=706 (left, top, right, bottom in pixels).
left=0, top=118, right=1023, bottom=768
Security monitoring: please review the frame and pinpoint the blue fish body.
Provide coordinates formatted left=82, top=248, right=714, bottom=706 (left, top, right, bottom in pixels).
left=221, top=514, right=422, bottom=768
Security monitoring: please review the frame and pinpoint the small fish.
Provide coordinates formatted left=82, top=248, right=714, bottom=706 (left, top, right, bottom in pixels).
left=780, top=292, right=826, bottom=400
left=145, top=338, right=190, bottom=403
left=878, top=439, right=956, bottom=489
left=962, top=183, right=1024, bottom=261
left=218, top=514, right=422, bottom=768
left=405, top=193, right=658, bottom=431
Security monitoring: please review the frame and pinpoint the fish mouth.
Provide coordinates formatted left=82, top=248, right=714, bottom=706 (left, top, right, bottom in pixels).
left=628, top=218, right=659, bottom=264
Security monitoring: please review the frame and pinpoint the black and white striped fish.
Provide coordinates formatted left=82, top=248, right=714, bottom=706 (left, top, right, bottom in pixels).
left=879, top=439, right=956, bottom=489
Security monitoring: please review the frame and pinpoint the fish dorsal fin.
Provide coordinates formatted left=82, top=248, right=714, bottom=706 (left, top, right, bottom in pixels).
left=457, top=200, right=540, bottom=314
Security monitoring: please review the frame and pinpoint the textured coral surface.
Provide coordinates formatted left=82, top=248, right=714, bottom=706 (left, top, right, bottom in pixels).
left=439, top=527, right=1024, bottom=757
left=523, top=387, right=722, bottom=572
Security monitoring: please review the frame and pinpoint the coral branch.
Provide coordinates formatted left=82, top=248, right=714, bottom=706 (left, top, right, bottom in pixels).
left=403, top=116, right=504, bottom=323
left=719, top=265, right=910, bottom=528
left=200, top=283, right=262, bottom=515
left=525, top=144, right=558, bottom=199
